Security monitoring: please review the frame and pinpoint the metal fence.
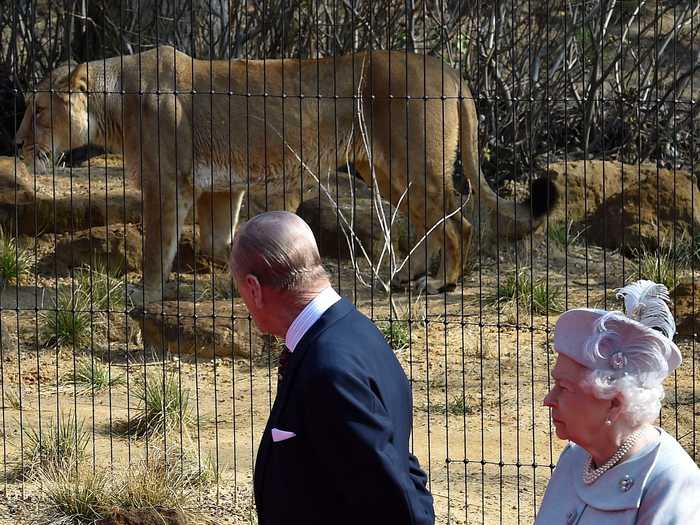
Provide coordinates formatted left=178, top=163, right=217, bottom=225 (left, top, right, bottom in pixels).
left=0, top=1, right=698, bottom=523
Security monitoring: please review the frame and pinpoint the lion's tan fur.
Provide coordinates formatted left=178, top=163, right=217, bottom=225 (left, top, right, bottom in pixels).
left=16, top=47, right=550, bottom=300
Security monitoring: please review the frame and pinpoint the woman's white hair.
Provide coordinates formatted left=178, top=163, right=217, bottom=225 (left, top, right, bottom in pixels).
left=579, top=311, right=673, bottom=426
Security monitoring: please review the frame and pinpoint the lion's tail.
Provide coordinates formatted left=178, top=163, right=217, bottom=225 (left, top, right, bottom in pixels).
left=457, top=86, right=558, bottom=240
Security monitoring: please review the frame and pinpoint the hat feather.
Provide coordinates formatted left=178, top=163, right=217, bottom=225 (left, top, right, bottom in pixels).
left=615, top=279, right=676, bottom=339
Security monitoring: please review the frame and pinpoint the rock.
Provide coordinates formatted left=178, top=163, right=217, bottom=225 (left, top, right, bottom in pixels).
left=172, top=226, right=227, bottom=274
left=547, top=161, right=699, bottom=254
left=0, top=165, right=142, bottom=236
left=547, top=160, right=624, bottom=222
left=37, top=224, right=224, bottom=277
left=96, top=507, right=187, bottom=525
left=38, top=223, right=143, bottom=276
left=672, top=281, right=698, bottom=339
left=0, top=285, right=53, bottom=310
left=584, top=167, right=699, bottom=254
left=0, top=157, right=31, bottom=191
left=132, top=300, right=264, bottom=358
left=297, top=195, right=409, bottom=261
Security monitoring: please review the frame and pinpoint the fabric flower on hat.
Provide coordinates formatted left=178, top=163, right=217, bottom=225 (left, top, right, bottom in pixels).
left=553, top=280, right=681, bottom=386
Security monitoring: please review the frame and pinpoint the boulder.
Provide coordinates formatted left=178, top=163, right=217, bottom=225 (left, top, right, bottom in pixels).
left=37, top=224, right=226, bottom=277
left=547, top=160, right=624, bottom=222
left=0, top=165, right=142, bottom=236
left=38, top=223, right=143, bottom=276
left=297, top=195, right=410, bottom=261
left=132, top=300, right=264, bottom=358
left=547, top=161, right=699, bottom=254
left=172, top=226, right=228, bottom=274
left=0, top=157, right=31, bottom=191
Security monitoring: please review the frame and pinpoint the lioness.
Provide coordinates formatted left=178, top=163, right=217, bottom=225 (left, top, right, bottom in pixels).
left=16, top=46, right=555, bottom=302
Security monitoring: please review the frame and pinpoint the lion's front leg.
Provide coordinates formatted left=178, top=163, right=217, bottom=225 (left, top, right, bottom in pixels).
left=140, top=177, right=194, bottom=305
left=423, top=214, right=472, bottom=294
left=391, top=241, right=430, bottom=290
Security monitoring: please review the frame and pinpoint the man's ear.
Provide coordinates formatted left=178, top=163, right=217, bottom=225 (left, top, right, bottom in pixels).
left=245, top=274, right=264, bottom=308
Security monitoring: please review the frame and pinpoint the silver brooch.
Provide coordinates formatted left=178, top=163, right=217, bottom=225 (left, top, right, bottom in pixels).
left=619, top=474, right=634, bottom=492
left=610, top=351, right=627, bottom=370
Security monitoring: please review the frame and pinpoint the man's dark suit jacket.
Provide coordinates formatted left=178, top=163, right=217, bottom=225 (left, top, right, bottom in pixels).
left=254, top=297, right=435, bottom=525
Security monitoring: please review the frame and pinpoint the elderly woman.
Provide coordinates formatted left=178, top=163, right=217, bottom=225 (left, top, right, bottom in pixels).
left=536, top=280, right=700, bottom=524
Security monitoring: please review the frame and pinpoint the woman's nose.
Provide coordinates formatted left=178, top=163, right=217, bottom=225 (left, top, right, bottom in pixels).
left=543, top=389, right=555, bottom=407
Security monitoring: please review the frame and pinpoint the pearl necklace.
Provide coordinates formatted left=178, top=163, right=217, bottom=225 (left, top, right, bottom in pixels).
left=582, top=427, right=644, bottom=485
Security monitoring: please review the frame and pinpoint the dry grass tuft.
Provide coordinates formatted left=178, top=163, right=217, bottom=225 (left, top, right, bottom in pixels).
left=120, top=373, right=195, bottom=438
left=30, top=446, right=215, bottom=524
left=21, top=413, right=90, bottom=477
left=63, top=356, right=125, bottom=396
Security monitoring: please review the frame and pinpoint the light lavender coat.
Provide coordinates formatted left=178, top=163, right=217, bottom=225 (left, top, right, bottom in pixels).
left=535, top=428, right=700, bottom=524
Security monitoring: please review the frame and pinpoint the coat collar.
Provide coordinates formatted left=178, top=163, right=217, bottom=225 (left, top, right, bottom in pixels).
left=284, top=287, right=341, bottom=351
left=274, top=298, right=354, bottom=404
left=570, top=428, right=663, bottom=511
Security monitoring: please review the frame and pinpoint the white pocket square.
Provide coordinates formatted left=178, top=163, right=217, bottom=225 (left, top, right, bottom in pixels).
left=271, top=428, right=296, bottom=442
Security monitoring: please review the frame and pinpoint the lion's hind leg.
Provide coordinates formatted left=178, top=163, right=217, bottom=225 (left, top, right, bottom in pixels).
left=396, top=195, right=471, bottom=295
left=197, top=190, right=246, bottom=262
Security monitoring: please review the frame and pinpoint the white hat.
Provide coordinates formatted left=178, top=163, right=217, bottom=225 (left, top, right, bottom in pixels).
left=553, top=280, right=682, bottom=381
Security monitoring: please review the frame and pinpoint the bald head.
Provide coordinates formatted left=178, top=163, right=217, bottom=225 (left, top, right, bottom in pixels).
left=230, top=211, right=328, bottom=290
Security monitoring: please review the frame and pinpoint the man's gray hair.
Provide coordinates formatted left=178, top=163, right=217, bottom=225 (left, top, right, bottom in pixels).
left=229, top=211, right=328, bottom=290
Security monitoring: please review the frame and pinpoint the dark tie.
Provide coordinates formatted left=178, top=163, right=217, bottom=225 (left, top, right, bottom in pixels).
left=278, top=345, right=292, bottom=382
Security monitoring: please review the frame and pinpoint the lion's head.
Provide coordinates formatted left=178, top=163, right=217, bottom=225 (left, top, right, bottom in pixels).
left=15, top=64, right=91, bottom=172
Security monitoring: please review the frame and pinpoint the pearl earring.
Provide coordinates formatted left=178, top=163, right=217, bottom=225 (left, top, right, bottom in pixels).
left=605, top=419, right=612, bottom=426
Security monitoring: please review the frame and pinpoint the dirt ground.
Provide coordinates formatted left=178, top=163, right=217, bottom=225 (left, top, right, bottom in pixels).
left=0, top=166, right=698, bottom=524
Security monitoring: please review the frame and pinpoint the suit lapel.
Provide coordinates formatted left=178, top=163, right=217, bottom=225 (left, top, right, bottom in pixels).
left=268, top=298, right=354, bottom=420
left=254, top=298, right=354, bottom=504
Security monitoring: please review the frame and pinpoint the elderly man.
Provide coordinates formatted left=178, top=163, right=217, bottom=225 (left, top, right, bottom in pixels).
left=229, top=211, right=435, bottom=525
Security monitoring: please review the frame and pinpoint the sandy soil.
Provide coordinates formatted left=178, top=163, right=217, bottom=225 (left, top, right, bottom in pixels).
left=0, top=166, right=697, bottom=524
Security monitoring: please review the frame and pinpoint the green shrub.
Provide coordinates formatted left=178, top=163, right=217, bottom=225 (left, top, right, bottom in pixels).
left=0, top=228, right=31, bottom=285
left=63, top=356, right=124, bottom=395
left=548, top=220, right=585, bottom=248
left=378, top=319, right=410, bottom=351
left=35, top=466, right=107, bottom=524
left=638, top=250, right=680, bottom=291
left=492, top=270, right=564, bottom=315
left=74, top=264, right=126, bottom=312
left=41, top=284, right=94, bottom=349
left=23, top=413, right=90, bottom=474
left=126, top=373, right=195, bottom=437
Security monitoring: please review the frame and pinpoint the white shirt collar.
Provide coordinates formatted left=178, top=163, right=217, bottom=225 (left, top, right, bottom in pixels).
left=285, top=287, right=341, bottom=352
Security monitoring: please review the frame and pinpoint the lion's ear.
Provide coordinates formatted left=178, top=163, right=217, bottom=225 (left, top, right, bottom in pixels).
left=68, top=64, right=88, bottom=93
